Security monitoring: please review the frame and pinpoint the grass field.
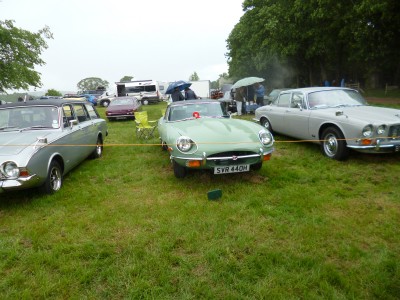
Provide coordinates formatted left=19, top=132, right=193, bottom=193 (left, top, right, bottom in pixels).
left=1, top=100, right=399, bottom=299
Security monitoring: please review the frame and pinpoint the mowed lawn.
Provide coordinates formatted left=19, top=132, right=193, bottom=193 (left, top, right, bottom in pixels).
left=1, top=100, right=399, bottom=299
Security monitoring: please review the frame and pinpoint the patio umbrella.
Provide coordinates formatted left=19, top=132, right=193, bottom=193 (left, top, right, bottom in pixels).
left=165, top=80, right=192, bottom=94
left=231, top=77, right=265, bottom=89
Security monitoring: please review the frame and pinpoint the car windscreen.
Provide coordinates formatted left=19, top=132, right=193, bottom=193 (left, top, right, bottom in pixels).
left=169, top=102, right=228, bottom=121
left=0, top=106, right=60, bottom=130
left=308, top=89, right=367, bottom=109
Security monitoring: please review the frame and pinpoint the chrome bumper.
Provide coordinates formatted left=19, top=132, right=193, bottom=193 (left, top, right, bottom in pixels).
left=0, top=175, right=39, bottom=193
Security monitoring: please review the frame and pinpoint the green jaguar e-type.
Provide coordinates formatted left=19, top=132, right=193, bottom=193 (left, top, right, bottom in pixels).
left=158, top=99, right=274, bottom=178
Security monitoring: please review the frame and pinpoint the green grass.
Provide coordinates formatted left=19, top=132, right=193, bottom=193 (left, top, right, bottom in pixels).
left=1, top=101, right=400, bottom=299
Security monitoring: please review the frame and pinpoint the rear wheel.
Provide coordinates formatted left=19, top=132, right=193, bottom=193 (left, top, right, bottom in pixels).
left=173, top=160, right=186, bottom=178
left=41, top=160, right=62, bottom=194
left=320, top=127, right=349, bottom=160
left=90, top=136, right=103, bottom=159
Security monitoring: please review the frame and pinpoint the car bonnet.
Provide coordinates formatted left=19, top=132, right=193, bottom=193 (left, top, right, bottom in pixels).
left=0, top=131, right=53, bottom=156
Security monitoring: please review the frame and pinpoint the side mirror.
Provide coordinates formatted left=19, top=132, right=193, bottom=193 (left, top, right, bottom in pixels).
left=69, top=119, right=78, bottom=128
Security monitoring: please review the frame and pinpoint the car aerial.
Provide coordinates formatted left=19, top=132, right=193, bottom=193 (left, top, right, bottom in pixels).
left=254, top=87, right=400, bottom=160
left=158, top=99, right=274, bottom=178
left=0, top=99, right=108, bottom=194
left=105, top=96, right=141, bottom=121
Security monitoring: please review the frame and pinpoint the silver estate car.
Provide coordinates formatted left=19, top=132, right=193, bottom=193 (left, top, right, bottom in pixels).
left=254, top=87, right=400, bottom=160
left=0, top=100, right=108, bottom=194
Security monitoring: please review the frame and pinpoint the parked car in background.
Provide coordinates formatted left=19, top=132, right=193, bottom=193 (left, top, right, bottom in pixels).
left=158, top=99, right=274, bottom=178
left=264, top=88, right=291, bottom=104
left=255, top=87, right=400, bottom=160
left=0, top=99, right=108, bottom=194
left=105, top=96, right=141, bottom=121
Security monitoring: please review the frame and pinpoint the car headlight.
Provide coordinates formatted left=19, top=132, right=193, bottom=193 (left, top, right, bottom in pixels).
left=377, top=125, right=387, bottom=135
left=259, top=129, right=273, bottom=146
left=176, top=136, right=194, bottom=152
left=0, top=161, right=20, bottom=178
left=362, top=125, right=373, bottom=137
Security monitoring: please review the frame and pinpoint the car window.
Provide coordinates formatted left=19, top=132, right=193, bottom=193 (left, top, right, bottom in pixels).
left=72, top=103, right=90, bottom=123
left=276, top=93, right=291, bottom=107
left=62, top=104, right=75, bottom=127
left=86, top=104, right=100, bottom=119
left=290, top=92, right=304, bottom=108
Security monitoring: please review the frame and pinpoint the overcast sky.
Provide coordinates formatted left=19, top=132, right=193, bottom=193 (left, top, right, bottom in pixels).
left=1, top=0, right=244, bottom=92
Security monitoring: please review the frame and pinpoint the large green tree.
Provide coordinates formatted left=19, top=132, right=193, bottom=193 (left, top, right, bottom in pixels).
left=0, top=20, right=53, bottom=92
left=45, top=89, right=62, bottom=96
left=226, top=0, right=400, bottom=88
left=77, top=77, right=109, bottom=91
left=189, top=72, right=199, bottom=81
left=120, top=75, right=134, bottom=82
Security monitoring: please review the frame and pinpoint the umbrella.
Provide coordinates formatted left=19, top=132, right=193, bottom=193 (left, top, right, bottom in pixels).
left=165, top=80, right=192, bottom=94
left=231, top=77, right=264, bottom=89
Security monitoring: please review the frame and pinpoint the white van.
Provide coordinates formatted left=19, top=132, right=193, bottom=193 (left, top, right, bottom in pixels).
left=116, top=80, right=161, bottom=104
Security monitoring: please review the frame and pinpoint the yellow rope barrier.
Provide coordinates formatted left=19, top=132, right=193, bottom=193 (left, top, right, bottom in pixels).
left=1, top=136, right=399, bottom=147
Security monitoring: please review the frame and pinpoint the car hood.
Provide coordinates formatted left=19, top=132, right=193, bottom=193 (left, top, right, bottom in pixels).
left=0, top=131, right=53, bottom=156
left=322, top=106, right=400, bottom=124
left=167, top=118, right=265, bottom=145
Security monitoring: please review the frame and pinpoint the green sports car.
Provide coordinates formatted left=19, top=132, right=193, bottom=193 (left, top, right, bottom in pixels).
left=158, top=99, right=274, bottom=178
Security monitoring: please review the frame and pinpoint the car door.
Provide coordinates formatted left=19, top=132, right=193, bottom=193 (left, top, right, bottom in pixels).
left=264, top=92, right=291, bottom=134
left=282, top=92, right=312, bottom=139
left=72, top=103, right=96, bottom=158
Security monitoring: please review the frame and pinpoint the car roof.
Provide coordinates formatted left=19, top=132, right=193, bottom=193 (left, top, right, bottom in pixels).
left=282, top=87, right=356, bottom=94
left=0, top=99, right=89, bottom=108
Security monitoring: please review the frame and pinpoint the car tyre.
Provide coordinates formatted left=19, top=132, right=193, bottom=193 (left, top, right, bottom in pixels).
left=41, top=160, right=62, bottom=194
left=90, top=136, right=103, bottom=159
left=321, top=127, right=349, bottom=160
left=161, top=140, right=168, bottom=151
left=173, top=160, right=186, bottom=178
left=102, top=100, right=110, bottom=107
left=260, top=117, right=273, bottom=133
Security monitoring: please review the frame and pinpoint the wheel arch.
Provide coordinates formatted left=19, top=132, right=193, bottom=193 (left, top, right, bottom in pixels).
left=318, top=123, right=346, bottom=142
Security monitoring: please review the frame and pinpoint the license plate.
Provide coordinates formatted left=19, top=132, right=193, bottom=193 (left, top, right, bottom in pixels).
left=214, top=164, right=250, bottom=174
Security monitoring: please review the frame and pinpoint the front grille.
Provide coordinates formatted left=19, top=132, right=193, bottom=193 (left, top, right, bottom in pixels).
left=208, top=151, right=259, bottom=166
left=208, top=151, right=256, bottom=158
left=388, top=125, right=400, bottom=139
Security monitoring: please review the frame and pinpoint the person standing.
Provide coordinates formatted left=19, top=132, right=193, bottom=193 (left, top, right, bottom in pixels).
left=234, top=87, right=245, bottom=116
left=184, top=87, right=198, bottom=100
left=171, top=87, right=184, bottom=102
left=254, top=82, right=265, bottom=106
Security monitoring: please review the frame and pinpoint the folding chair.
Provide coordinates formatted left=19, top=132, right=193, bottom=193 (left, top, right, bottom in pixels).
left=134, top=111, right=157, bottom=139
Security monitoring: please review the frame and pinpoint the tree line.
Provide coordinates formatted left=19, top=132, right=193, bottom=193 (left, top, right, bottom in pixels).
left=226, top=0, right=400, bottom=89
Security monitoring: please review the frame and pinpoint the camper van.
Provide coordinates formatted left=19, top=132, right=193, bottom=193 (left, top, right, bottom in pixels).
left=116, top=80, right=161, bottom=104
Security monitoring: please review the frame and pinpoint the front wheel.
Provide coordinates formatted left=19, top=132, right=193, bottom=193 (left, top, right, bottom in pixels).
left=101, top=100, right=110, bottom=107
left=173, top=160, right=186, bottom=178
left=41, top=160, right=63, bottom=194
left=260, top=117, right=273, bottom=133
left=320, top=127, right=349, bottom=160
